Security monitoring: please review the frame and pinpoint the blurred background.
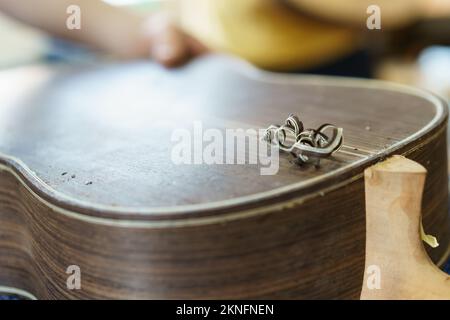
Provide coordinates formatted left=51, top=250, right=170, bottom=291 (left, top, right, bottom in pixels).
left=0, top=0, right=449, bottom=97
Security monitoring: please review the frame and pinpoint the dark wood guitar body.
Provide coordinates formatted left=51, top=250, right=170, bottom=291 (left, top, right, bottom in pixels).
left=0, top=56, right=448, bottom=299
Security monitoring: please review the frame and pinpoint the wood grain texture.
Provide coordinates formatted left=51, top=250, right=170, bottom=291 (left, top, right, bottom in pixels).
left=0, top=55, right=448, bottom=299
left=361, top=156, right=450, bottom=300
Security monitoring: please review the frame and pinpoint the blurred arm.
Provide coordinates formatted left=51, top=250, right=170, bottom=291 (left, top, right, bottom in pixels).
left=0, top=0, right=203, bottom=66
left=0, top=0, right=148, bottom=58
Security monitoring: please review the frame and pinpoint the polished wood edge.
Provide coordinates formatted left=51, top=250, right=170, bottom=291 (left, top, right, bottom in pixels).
left=0, top=286, right=37, bottom=300
left=0, top=122, right=447, bottom=227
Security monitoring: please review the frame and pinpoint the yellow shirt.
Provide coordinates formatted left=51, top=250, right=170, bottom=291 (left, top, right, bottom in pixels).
left=175, top=0, right=359, bottom=70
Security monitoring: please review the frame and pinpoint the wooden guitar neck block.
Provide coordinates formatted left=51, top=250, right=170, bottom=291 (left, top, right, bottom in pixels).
left=361, top=155, right=450, bottom=300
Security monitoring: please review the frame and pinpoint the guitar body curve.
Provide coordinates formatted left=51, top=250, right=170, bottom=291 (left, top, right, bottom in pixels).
left=0, top=56, right=448, bottom=299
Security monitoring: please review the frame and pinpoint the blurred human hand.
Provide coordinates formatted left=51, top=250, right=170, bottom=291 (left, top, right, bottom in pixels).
left=140, top=12, right=209, bottom=68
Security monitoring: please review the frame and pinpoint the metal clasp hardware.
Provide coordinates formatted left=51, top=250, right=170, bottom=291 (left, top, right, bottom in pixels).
left=263, top=114, right=343, bottom=166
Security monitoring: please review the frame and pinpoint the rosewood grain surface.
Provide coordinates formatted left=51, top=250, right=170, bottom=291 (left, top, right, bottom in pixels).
left=0, top=55, right=448, bottom=299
